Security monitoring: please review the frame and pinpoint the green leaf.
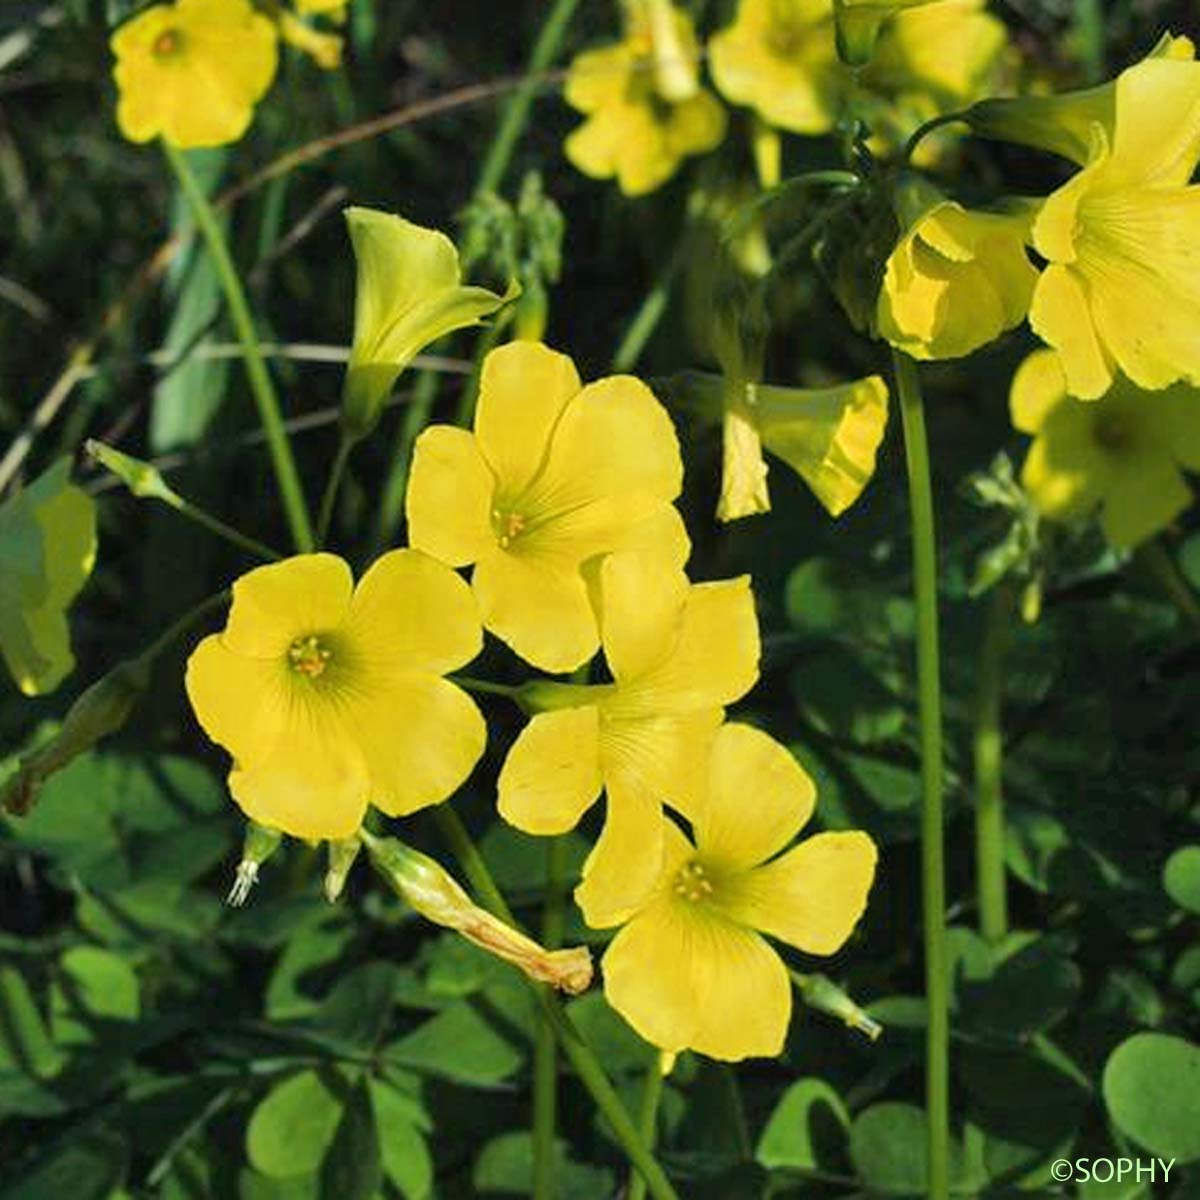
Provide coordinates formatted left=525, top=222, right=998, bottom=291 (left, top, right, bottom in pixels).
left=51, top=946, right=140, bottom=1047
left=0, top=1130, right=126, bottom=1200
left=849, top=1103, right=980, bottom=1196
left=370, top=1079, right=432, bottom=1200
left=385, top=998, right=524, bottom=1086
left=265, top=914, right=354, bottom=1021
left=246, top=1070, right=345, bottom=1179
left=473, top=1131, right=614, bottom=1198
left=320, top=1079, right=381, bottom=1200
left=0, top=966, right=64, bottom=1080
left=756, top=1077, right=850, bottom=1172
left=1103, top=1033, right=1200, bottom=1163
left=238, top=1172, right=320, bottom=1200
left=1164, top=846, right=1200, bottom=914
left=791, top=646, right=906, bottom=744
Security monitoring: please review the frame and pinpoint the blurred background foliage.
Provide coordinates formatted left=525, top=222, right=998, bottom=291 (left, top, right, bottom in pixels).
left=1, top=0, right=1199, bottom=1196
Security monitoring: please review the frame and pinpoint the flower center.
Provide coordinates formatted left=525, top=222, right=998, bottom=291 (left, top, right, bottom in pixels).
left=673, top=860, right=715, bottom=903
left=492, top=508, right=528, bottom=549
left=152, top=28, right=185, bottom=58
left=1092, top=409, right=1134, bottom=454
left=288, top=634, right=332, bottom=678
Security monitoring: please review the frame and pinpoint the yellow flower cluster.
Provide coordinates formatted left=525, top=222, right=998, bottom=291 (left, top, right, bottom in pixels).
left=110, top=0, right=344, bottom=149
left=183, top=207, right=877, bottom=1059
left=563, top=0, right=1011, bottom=194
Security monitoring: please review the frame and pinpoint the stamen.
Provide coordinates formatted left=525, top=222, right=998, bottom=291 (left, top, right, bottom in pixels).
left=673, top=860, right=715, bottom=902
left=152, top=28, right=184, bottom=57
left=288, top=634, right=332, bottom=678
left=491, top=509, right=528, bottom=549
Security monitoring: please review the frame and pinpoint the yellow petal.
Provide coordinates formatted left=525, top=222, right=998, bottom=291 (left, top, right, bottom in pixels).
left=472, top=548, right=598, bottom=673
left=695, top=724, right=816, bottom=869
left=1009, top=348, right=1068, bottom=434
left=343, top=207, right=510, bottom=436
left=575, top=779, right=667, bottom=928
left=350, top=673, right=486, bottom=817
left=223, top=554, right=353, bottom=659
left=757, top=375, right=889, bottom=517
left=1029, top=264, right=1114, bottom=401
left=1106, top=56, right=1200, bottom=188
left=229, top=717, right=369, bottom=840
left=474, top=341, right=581, bottom=497
left=722, top=831, right=878, bottom=955
left=717, top=395, right=771, bottom=523
left=595, top=550, right=688, bottom=683
left=625, top=576, right=760, bottom=710
left=498, top=706, right=603, bottom=835
left=345, top=548, right=482, bottom=676
left=1018, top=399, right=1108, bottom=524
left=564, top=43, right=634, bottom=113
left=406, top=425, right=497, bottom=568
left=1099, top=450, right=1191, bottom=548
left=184, top=634, right=287, bottom=769
left=663, top=91, right=727, bottom=158
left=1145, top=382, right=1200, bottom=472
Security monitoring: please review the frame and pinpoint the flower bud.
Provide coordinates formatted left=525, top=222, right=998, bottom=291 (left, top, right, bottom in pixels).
left=228, top=822, right=283, bottom=906
left=792, top=971, right=883, bottom=1041
left=361, top=831, right=593, bottom=994
left=85, top=440, right=173, bottom=503
left=324, top=835, right=361, bottom=902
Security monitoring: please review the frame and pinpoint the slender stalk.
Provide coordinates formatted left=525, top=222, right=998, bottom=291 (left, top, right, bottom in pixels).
left=167, top=495, right=283, bottom=563
left=432, top=808, right=679, bottom=1200
left=1137, top=538, right=1200, bottom=633
left=891, top=349, right=949, bottom=1200
left=532, top=838, right=567, bottom=1199
left=315, top=434, right=353, bottom=547
left=369, top=0, right=579, bottom=554
left=612, top=240, right=688, bottom=373
left=450, top=674, right=523, bottom=699
left=162, top=142, right=314, bottom=552
left=974, top=584, right=1012, bottom=945
left=628, top=1056, right=666, bottom=1200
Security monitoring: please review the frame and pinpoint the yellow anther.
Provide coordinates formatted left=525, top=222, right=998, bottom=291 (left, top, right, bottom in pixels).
left=492, top=509, right=528, bottom=549
left=288, top=634, right=332, bottom=678
left=673, top=860, right=715, bottom=903
left=152, top=28, right=184, bottom=57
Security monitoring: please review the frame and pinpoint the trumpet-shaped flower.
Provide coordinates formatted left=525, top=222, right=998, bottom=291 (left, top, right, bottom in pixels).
left=1025, top=52, right=1200, bottom=398
left=709, top=0, right=844, bottom=136
left=0, top=461, right=96, bottom=696
left=878, top=191, right=1038, bottom=361
left=564, top=2, right=726, bottom=195
left=185, top=551, right=486, bottom=840
left=1011, top=349, right=1200, bottom=548
left=601, top=723, right=877, bottom=1060
left=498, top=551, right=760, bottom=925
left=111, top=0, right=278, bottom=148
left=831, top=0, right=945, bottom=65
left=406, top=341, right=688, bottom=673
left=343, top=207, right=515, bottom=440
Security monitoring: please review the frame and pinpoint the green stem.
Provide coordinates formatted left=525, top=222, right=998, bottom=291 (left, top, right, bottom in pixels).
left=162, top=142, right=314, bottom=552
left=1137, top=538, right=1200, bottom=633
left=628, top=1057, right=665, bottom=1200
left=432, top=808, right=679, bottom=1200
left=974, top=584, right=1012, bottom=945
left=451, top=674, right=523, bottom=699
left=169, top=497, right=283, bottom=564
left=612, top=240, right=688, bottom=373
left=315, top=434, right=353, bottom=547
left=139, top=589, right=230, bottom=665
left=532, top=838, right=567, bottom=1199
left=891, top=349, right=949, bottom=1200
left=902, top=111, right=971, bottom=163
left=368, top=0, right=579, bottom=555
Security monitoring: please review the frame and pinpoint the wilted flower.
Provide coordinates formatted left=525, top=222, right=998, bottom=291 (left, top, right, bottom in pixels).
left=343, top=207, right=515, bottom=440
left=406, top=341, right=688, bottom=673
left=564, top=0, right=726, bottom=195
left=186, top=552, right=486, bottom=840
left=602, top=723, right=877, bottom=1060
left=498, top=551, right=760, bottom=925
left=1011, top=349, right=1200, bottom=548
left=0, top=460, right=96, bottom=697
left=111, top=0, right=279, bottom=148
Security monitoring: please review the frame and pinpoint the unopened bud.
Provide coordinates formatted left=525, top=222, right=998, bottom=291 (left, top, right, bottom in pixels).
left=228, top=822, right=283, bottom=906
left=361, top=831, right=593, bottom=994
left=792, top=972, right=883, bottom=1041
left=86, top=440, right=174, bottom=503
left=324, top=836, right=362, bottom=902
left=2, top=657, right=150, bottom=816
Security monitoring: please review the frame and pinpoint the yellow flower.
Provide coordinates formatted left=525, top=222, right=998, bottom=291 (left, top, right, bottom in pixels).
left=1011, top=349, right=1200, bottom=548
left=831, top=0, right=944, bottom=65
left=877, top=189, right=1039, bottom=361
left=185, top=551, right=486, bottom=840
left=709, top=0, right=844, bottom=136
left=0, top=461, right=96, bottom=696
left=295, top=0, right=347, bottom=17
left=498, top=551, right=760, bottom=926
left=1025, top=51, right=1200, bottom=398
left=601, top=723, right=877, bottom=1060
left=966, top=32, right=1194, bottom=167
left=275, top=8, right=343, bottom=70
left=406, top=341, right=688, bottom=673
left=564, top=3, right=726, bottom=195
left=111, top=0, right=278, bottom=148
left=342, top=207, right=515, bottom=440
